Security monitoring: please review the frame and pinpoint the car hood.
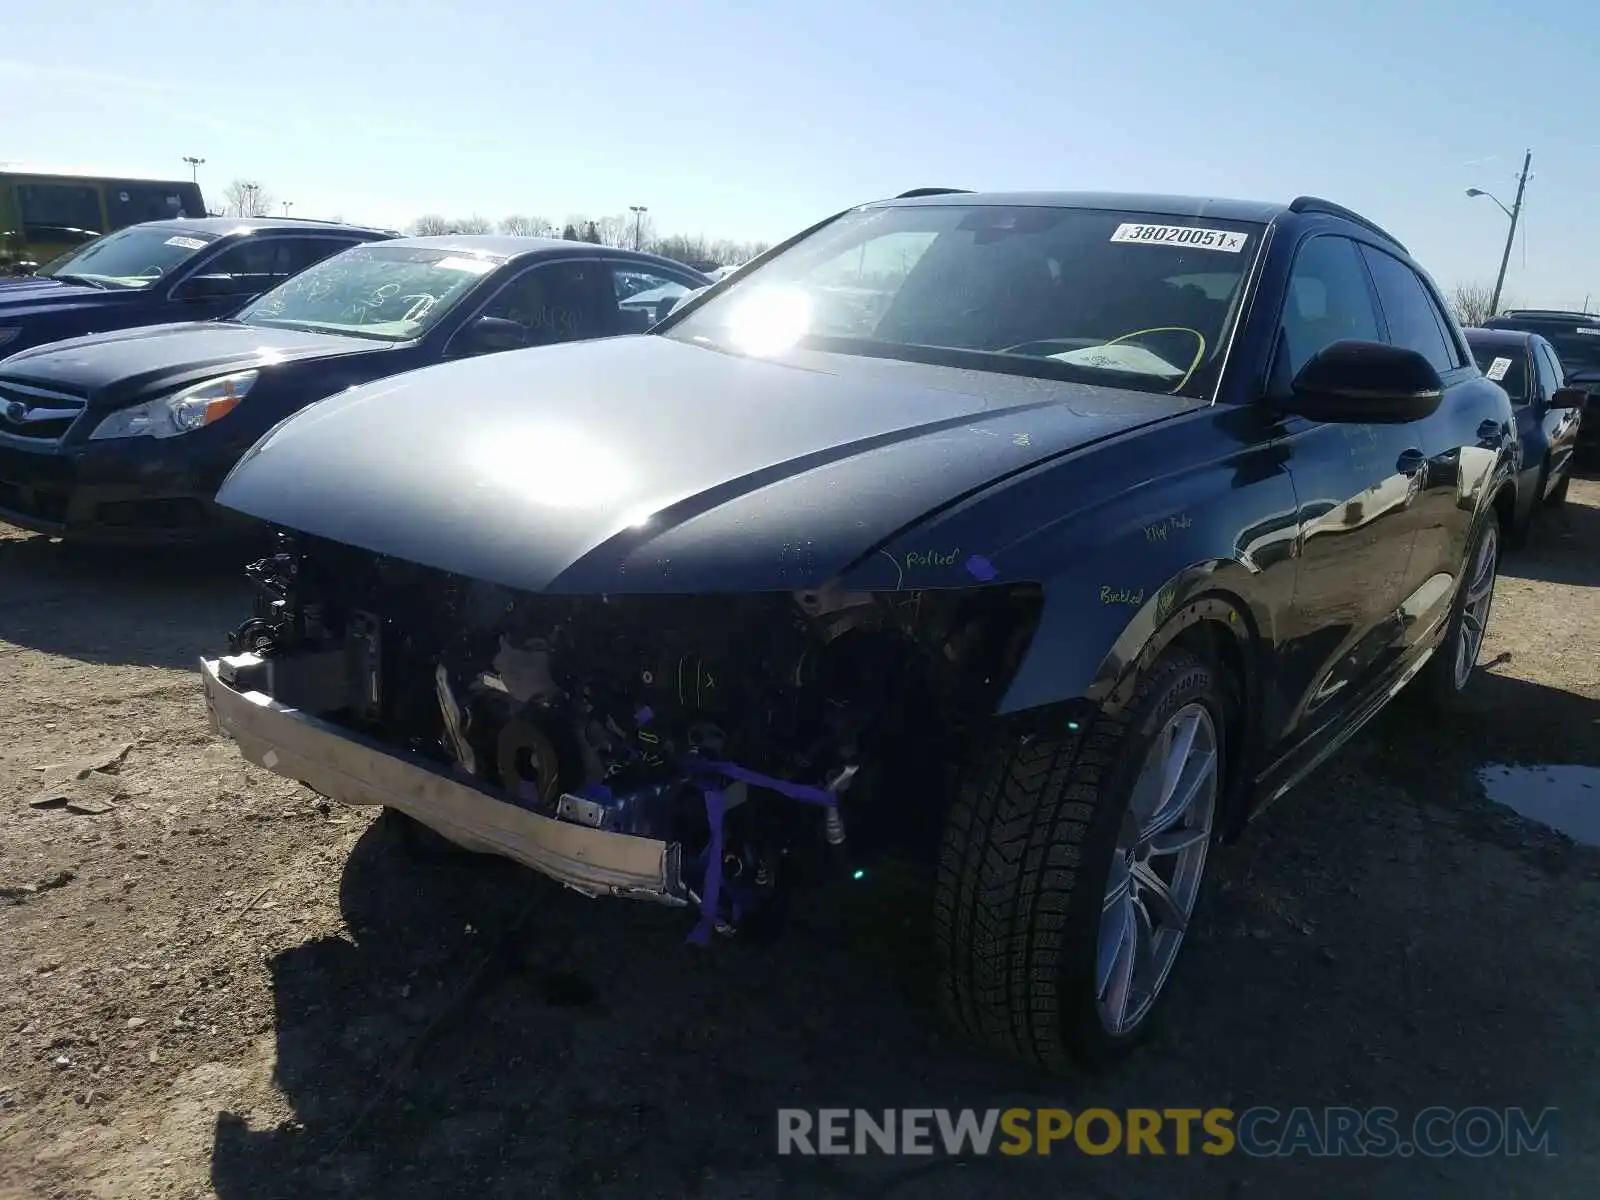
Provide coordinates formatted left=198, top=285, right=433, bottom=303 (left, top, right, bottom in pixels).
left=0, top=276, right=136, bottom=318
left=217, top=335, right=1204, bottom=595
left=0, top=321, right=389, bottom=397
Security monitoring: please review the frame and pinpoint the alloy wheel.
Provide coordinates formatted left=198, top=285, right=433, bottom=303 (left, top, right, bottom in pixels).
left=1095, top=702, right=1218, bottom=1036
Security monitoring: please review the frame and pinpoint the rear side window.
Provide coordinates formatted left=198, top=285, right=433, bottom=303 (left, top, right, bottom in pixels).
left=1278, top=235, right=1382, bottom=379
left=106, top=183, right=204, bottom=228
left=1359, top=246, right=1461, bottom=373
left=18, top=183, right=103, bottom=233
left=1533, top=342, right=1564, bottom=395
left=201, top=237, right=352, bottom=289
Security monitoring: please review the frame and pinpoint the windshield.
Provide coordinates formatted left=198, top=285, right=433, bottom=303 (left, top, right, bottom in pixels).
left=34, top=224, right=218, bottom=290
left=1467, top=342, right=1528, bottom=403
left=234, top=244, right=501, bottom=341
left=664, top=203, right=1265, bottom=396
left=1487, top=320, right=1600, bottom=375
left=1541, top=330, right=1600, bottom=375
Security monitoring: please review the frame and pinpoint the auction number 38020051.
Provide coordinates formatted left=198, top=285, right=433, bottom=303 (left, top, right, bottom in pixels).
left=1109, top=223, right=1249, bottom=253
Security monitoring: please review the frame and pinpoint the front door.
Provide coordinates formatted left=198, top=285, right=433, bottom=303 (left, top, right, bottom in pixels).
left=1269, top=233, right=1419, bottom=744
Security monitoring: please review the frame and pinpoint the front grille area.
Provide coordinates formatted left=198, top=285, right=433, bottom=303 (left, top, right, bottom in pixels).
left=0, top=382, right=88, bottom=441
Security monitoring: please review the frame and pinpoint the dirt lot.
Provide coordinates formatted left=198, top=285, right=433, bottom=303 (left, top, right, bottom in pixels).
left=2, top=480, right=1597, bottom=1200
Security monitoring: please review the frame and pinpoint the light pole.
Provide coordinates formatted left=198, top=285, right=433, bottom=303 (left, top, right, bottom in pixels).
left=182, top=155, right=205, bottom=182
left=629, top=205, right=648, bottom=250
left=1467, top=148, right=1532, bottom=317
left=282, top=201, right=294, bottom=216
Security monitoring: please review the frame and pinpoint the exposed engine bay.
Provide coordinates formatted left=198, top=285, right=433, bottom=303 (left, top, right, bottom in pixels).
left=222, top=531, right=1040, bottom=941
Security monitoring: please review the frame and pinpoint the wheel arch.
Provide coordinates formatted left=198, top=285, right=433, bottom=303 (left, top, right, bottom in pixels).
left=996, top=559, right=1274, bottom=835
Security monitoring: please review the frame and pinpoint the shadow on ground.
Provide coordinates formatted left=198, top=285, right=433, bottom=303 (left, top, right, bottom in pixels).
left=207, top=658, right=1600, bottom=1200
left=0, top=532, right=256, bottom=669
left=1502, top=483, right=1600, bottom=587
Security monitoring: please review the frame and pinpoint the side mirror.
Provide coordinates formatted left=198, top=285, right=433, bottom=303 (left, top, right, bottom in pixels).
left=1549, top=386, right=1588, bottom=411
left=1281, top=339, right=1444, bottom=423
left=173, top=273, right=257, bottom=301
left=451, top=315, right=528, bottom=355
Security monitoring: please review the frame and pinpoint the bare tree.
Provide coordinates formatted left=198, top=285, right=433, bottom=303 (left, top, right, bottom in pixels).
left=500, top=214, right=552, bottom=237
left=410, top=214, right=453, bottom=235
left=1449, top=281, right=1500, bottom=328
left=222, top=179, right=274, bottom=218
left=454, top=215, right=494, bottom=235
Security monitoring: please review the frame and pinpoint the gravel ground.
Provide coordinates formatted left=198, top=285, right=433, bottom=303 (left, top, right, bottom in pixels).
left=1, top=478, right=1597, bottom=1200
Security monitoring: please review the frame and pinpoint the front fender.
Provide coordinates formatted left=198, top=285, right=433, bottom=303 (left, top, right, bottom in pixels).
left=833, top=406, right=1299, bottom=720
left=998, top=558, right=1273, bottom=716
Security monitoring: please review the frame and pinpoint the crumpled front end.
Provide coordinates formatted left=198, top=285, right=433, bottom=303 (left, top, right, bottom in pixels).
left=202, top=530, right=1041, bottom=941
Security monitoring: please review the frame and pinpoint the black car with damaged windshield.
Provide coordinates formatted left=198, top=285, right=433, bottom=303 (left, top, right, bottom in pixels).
left=199, top=190, right=1518, bottom=1071
left=0, top=216, right=395, bottom=359
left=0, top=236, right=709, bottom=542
left=1461, top=326, right=1586, bottom=544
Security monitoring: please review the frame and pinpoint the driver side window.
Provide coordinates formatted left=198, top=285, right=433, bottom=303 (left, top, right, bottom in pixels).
left=477, top=261, right=606, bottom=347
left=1278, top=235, right=1381, bottom=381
left=198, top=237, right=350, bottom=292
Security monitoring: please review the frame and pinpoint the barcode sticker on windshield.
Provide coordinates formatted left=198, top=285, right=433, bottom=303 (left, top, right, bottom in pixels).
left=1110, top=223, right=1248, bottom=253
left=1575, top=327, right=1600, bottom=336
left=1485, top=356, right=1512, bottom=381
left=433, top=256, right=497, bottom=275
left=165, top=236, right=208, bottom=250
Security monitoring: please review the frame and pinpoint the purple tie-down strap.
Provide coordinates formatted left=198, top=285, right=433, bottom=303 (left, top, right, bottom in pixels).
left=687, top=787, right=727, bottom=946
left=682, top=760, right=838, bottom=944
left=680, top=759, right=838, bottom=808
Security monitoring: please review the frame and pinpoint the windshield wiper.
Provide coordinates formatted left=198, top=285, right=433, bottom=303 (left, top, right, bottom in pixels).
left=46, top=273, right=110, bottom=290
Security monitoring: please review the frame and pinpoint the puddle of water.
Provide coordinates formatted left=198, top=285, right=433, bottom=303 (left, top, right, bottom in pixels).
left=1477, top=764, right=1600, bottom=847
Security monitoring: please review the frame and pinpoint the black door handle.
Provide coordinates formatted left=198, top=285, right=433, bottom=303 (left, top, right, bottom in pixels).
left=1396, top=448, right=1426, bottom=476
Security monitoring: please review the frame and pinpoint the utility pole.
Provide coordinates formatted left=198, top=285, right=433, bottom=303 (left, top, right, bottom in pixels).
left=182, top=155, right=205, bottom=182
left=629, top=205, right=648, bottom=250
left=1488, top=149, right=1532, bottom=317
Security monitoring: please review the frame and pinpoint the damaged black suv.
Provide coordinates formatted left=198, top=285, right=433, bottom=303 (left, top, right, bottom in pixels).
left=199, top=190, right=1518, bottom=1070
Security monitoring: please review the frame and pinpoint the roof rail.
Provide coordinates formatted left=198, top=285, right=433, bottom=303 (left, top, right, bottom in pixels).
left=1287, top=196, right=1407, bottom=253
left=265, top=214, right=396, bottom=233
left=894, top=187, right=973, bottom=199
left=1496, top=308, right=1599, bottom=321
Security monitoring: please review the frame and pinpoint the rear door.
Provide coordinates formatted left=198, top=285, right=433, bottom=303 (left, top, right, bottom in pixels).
left=1357, top=244, right=1497, bottom=649
left=1272, top=233, right=1419, bottom=737
left=1532, top=339, right=1581, bottom=489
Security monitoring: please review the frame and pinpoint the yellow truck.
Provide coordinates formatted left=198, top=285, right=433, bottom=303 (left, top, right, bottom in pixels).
left=0, top=165, right=206, bottom=274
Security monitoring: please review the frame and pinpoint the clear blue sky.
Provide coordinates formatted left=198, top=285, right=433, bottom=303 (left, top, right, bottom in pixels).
left=4, top=0, right=1597, bottom=307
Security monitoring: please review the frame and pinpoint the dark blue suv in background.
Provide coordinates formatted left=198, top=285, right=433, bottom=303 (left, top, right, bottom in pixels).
left=0, top=216, right=396, bottom=359
left=1482, top=309, right=1600, bottom=463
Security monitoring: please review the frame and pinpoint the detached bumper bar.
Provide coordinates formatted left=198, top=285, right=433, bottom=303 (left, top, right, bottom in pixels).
left=199, top=656, right=686, bottom=904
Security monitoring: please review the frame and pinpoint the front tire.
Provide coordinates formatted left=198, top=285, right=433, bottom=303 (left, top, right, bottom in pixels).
left=934, top=648, right=1229, bottom=1072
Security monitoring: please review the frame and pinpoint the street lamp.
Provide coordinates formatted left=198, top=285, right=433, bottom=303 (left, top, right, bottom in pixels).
left=629, top=204, right=648, bottom=250
left=282, top=201, right=294, bottom=216
left=1466, top=148, right=1532, bottom=317
left=182, top=155, right=205, bottom=182
left=1464, top=187, right=1511, bottom=219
